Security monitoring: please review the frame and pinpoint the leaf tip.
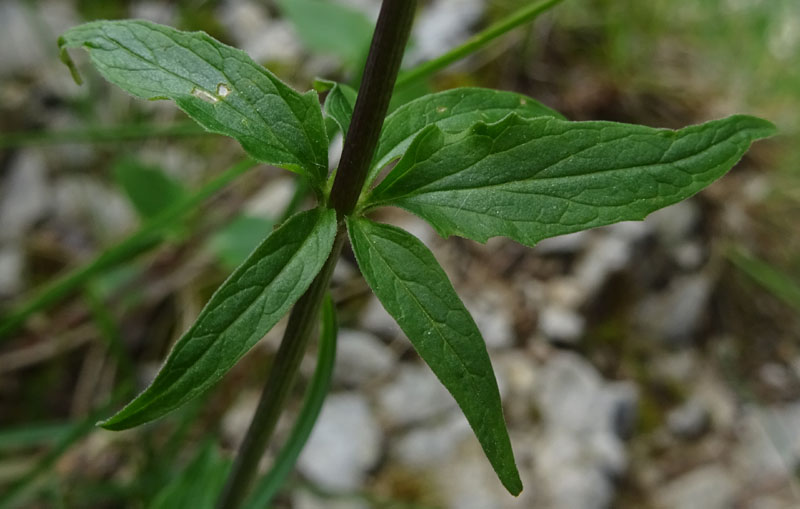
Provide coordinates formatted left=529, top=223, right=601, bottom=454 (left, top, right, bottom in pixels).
left=57, top=35, right=83, bottom=86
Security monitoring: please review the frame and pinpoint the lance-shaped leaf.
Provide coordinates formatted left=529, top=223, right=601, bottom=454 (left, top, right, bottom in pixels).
left=366, top=87, right=563, bottom=187
left=313, top=78, right=357, bottom=137
left=100, top=208, right=338, bottom=430
left=59, top=20, right=329, bottom=190
left=347, top=217, right=521, bottom=495
left=366, top=114, right=775, bottom=246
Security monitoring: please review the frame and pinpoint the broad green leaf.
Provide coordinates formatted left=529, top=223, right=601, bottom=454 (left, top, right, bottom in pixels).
left=113, top=158, right=185, bottom=219
left=209, top=214, right=275, bottom=270
left=314, top=78, right=357, bottom=137
left=59, top=20, right=328, bottom=189
left=277, top=0, right=374, bottom=67
left=367, top=87, right=563, bottom=187
left=99, top=208, right=338, bottom=430
left=367, top=114, right=775, bottom=246
left=347, top=217, right=521, bottom=495
left=245, top=295, right=338, bottom=508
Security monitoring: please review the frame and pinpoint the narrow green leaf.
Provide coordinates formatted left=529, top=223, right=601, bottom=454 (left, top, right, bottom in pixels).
left=727, top=248, right=800, bottom=312
left=277, top=0, right=374, bottom=67
left=367, top=87, right=563, bottom=187
left=314, top=78, right=358, bottom=137
left=347, top=217, right=521, bottom=495
left=113, top=158, right=185, bottom=219
left=58, top=20, right=328, bottom=189
left=151, top=441, right=231, bottom=509
left=245, top=295, right=338, bottom=508
left=367, top=114, right=776, bottom=246
left=99, top=208, right=338, bottom=430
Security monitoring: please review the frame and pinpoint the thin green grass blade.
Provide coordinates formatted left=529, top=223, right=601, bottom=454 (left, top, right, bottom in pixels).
left=0, top=159, right=258, bottom=340
left=395, top=0, right=565, bottom=88
left=727, top=248, right=800, bottom=312
left=245, top=295, right=338, bottom=508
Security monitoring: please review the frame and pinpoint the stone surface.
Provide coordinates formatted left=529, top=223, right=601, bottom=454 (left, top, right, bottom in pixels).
left=244, top=176, right=296, bottom=219
left=0, top=247, right=24, bottom=297
left=334, top=328, right=395, bottom=386
left=464, top=287, right=516, bottom=349
left=667, top=399, right=710, bottom=439
left=636, top=273, right=713, bottom=344
left=377, top=363, right=456, bottom=427
left=297, top=392, right=382, bottom=492
left=645, top=200, right=701, bottom=244
left=535, top=352, right=637, bottom=438
left=54, top=176, right=136, bottom=242
left=538, top=305, right=585, bottom=344
left=0, top=151, right=50, bottom=242
left=392, top=410, right=471, bottom=468
left=654, top=465, right=736, bottom=509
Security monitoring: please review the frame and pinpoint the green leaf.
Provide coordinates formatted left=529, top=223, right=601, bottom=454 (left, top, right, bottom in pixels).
left=245, top=295, right=338, bottom=508
left=347, top=217, right=521, bottom=495
left=727, top=248, right=800, bottom=312
left=208, top=214, right=275, bottom=270
left=367, top=87, right=563, bottom=187
left=367, top=114, right=776, bottom=246
left=277, top=0, right=374, bottom=67
left=113, top=158, right=185, bottom=219
left=99, top=207, right=338, bottom=430
left=314, top=78, right=358, bottom=137
left=58, top=20, right=328, bottom=189
left=150, top=441, right=231, bottom=509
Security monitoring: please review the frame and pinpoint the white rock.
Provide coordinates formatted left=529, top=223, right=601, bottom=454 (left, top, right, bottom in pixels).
left=297, top=393, right=382, bottom=492
left=220, top=390, right=260, bottom=448
left=291, top=490, right=369, bottom=509
left=671, top=241, right=705, bottom=270
left=733, top=403, right=800, bottom=484
left=377, top=363, right=456, bottom=427
left=435, top=436, right=537, bottom=509
left=572, top=235, right=631, bottom=301
left=0, top=1, right=47, bottom=76
left=0, top=151, right=50, bottom=242
left=606, top=220, right=653, bottom=242
left=217, top=2, right=302, bottom=63
left=654, top=466, right=736, bottom=509
left=409, top=0, right=485, bottom=65
left=0, top=247, right=24, bottom=297
left=393, top=410, right=471, bottom=468
left=645, top=200, right=701, bottom=243
left=534, top=231, right=589, bottom=254
left=54, top=176, right=136, bottom=242
left=129, top=1, right=177, bottom=24
left=464, top=288, right=516, bottom=349
left=536, top=430, right=616, bottom=509
left=535, top=352, right=637, bottom=439
left=244, top=177, right=297, bottom=219
left=334, top=329, right=395, bottom=386
left=636, top=273, right=713, bottom=344
left=538, top=305, right=585, bottom=344
left=359, top=295, right=402, bottom=338
left=667, top=399, right=710, bottom=439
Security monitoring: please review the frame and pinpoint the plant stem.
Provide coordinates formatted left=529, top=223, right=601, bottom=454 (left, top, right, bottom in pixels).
left=329, top=0, right=418, bottom=216
left=395, top=0, right=563, bottom=88
left=216, top=2, right=417, bottom=507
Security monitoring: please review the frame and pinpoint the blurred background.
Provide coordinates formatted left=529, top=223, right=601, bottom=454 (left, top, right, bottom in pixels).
left=1, top=0, right=798, bottom=507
